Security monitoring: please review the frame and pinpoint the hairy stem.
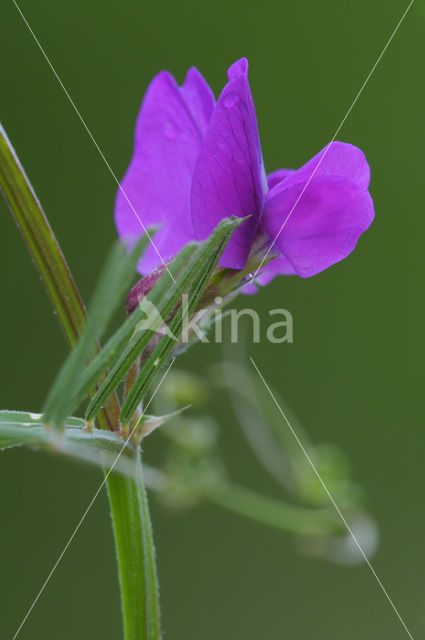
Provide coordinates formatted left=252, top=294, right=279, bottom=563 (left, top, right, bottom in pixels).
left=0, top=122, right=161, bottom=637
left=107, top=452, right=161, bottom=640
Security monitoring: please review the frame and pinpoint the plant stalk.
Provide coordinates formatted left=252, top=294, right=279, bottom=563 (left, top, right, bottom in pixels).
left=0, top=122, right=161, bottom=637
left=106, top=452, right=161, bottom=640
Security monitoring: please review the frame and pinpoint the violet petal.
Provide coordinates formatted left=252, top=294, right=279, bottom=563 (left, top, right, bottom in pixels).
left=280, top=141, right=371, bottom=192
left=115, top=68, right=215, bottom=273
left=191, top=58, right=267, bottom=269
left=267, top=168, right=296, bottom=190
left=262, top=175, right=374, bottom=278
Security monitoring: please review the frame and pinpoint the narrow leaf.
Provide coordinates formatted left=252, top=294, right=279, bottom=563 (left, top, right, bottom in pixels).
left=120, top=216, right=244, bottom=423
left=75, top=243, right=197, bottom=413
left=0, top=410, right=137, bottom=476
left=85, top=241, right=203, bottom=421
left=0, top=123, right=119, bottom=431
left=0, top=410, right=83, bottom=450
left=0, top=124, right=86, bottom=347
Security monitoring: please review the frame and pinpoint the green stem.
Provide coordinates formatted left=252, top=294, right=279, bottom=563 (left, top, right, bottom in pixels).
left=107, top=451, right=161, bottom=640
left=211, top=483, right=342, bottom=537
left=0, top=122, right=120, bottom=430
left=0, top=122, right=160, bottom=636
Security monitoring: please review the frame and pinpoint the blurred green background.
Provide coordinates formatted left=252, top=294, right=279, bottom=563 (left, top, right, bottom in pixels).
left=1, top=0, right=424, bottom=638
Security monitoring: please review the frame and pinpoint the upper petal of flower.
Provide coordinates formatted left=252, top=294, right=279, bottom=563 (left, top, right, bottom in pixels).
left=115, top=67, right=215, bottom=273
left=191, top=58, right=267, bottom=269
left=261, top=175, right=374, bottom=278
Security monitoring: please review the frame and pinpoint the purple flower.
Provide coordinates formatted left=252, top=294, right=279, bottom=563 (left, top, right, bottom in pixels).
left=115, top=58, right=374, bottom=287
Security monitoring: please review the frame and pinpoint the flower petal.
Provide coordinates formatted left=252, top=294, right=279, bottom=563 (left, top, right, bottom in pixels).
left=267, top=168, right=295, bottom=190
left=281, top=141, right=371, bottom=192
left=180, top=67, right=216, bottom=135
left=262, top=176, right=374, bottom=278
left=191, top=58, right=267, bottom=269
left=115, top=68, right=215, bottom=273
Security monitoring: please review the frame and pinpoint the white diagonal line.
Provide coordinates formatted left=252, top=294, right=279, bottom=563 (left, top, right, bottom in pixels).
left=12, top=0, right=176, bottom=283
left=252, top=0, right=414, bottom=281
left=11, top=358, right=176, bottom=640
left=249, top=356, right=414, bottom=640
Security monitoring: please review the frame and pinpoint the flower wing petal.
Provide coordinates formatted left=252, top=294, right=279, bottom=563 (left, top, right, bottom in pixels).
left=262, top=175, right=374, bottom=278
left=282, top=141, right=371, bottom=192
